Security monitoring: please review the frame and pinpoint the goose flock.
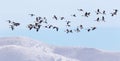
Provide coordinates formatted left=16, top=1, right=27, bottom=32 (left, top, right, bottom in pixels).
left=7, top=9, right=118, bottom=33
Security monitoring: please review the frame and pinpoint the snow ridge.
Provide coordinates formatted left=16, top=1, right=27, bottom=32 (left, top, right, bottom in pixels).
left=0, top=37, right=120, bottom=61
left=0, top=37, right=79, bottom=61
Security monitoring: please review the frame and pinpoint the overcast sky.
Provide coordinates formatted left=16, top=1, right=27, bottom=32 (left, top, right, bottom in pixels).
left=0, top=0, right=120, bottom=51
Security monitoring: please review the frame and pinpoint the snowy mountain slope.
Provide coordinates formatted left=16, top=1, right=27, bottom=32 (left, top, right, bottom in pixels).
left=0, top=37, right=49, bottom=48
left=0, top=37, right=79, bottom=61
left=53, top=47, right=120, bottom=61
left=0, top=37, right=120, bottom=61
left=0, top=45, right=79, bottom=61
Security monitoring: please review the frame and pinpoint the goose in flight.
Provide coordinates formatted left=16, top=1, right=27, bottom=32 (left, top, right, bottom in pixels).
left=43, top=17, right=47, bottom=21
left=66, top=21, right=71, bottom=25
left=75, top=27, right=80, bottom=32
left=114, top=9, right=118, bottom=14
left=12, top=22, right=20, bottom=27
left=60, top=17, right=65, bottom=20
left=82, top=12, right=90, bottom=17
left=77, top=9, right=83, bottom=11
left=87, top=29, right=91, bottom=32
left=95, top=17, right=100, bottom=22
left=9, top=25, right=14, bottom=31
left=53, top=26, right=59, bottom=31
left=91, top=27, right=96, bottom=30
left=36, top=17, right=39, bottom=22
left=48, top=25, right=53, bottom=28
left=96, top=9, right=101, bottom=15
left=102, top=16, right=105, bottom=22
left=66, top=29, right=69, bottom=33
left=111, top=9, right=118, bottom=16
left=34, top=25, right=41, bottom=32
left=7, top=20, right=11, bottom=23
left=97, top=9, right=100, bottom=13
left=65, top=29, right=73, bottom=33
left=28, top=24, right=34, bottom=30
left=85, top=12, right=88, bottom=17
left=72, top=14, right=76, bottom=17
left=36, top=25, right=41, bottom=32
left=80, top=25, right=83, bottom=29
left=53, top=15, right=57, bottom=20
left=114, top=9, right=118, bottom=13
left=66, top=21, right=71, bottom=27
left=103, top=10, right=106, bottom=15
left=29, top=14, right=35, bottom=17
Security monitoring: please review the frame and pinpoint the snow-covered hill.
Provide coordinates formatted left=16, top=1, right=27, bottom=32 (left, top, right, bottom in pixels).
left=0, top=37, right=120, bottom=61
left=0, top=37, right=79, bottom=61
left=53, top=47, right=120, bottom=61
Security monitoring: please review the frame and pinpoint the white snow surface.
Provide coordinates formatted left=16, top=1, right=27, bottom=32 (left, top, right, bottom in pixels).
left=0, top=37, right=120, bottom=61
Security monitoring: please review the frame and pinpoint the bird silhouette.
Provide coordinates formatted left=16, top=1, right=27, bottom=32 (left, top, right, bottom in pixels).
left=72, top=14, right=76, bottom=17
left=44, top=25, right=48, bottom=28
left=111, top=13, right=114, bottom=16
left=29, top=14, right=35, bottom=17
left=103, top=10, right=106, bottom=15
left=65, top=29, right=73, bottom=33
left=77, top=9, right=83, bottom=11
left=7, top=20, right=11, bottom=23
left=36, top=28, right=39, bottom=32
left=82, top=12, right=90, bottom=17
left=35, top=27, right=40, bottom=32
left=34, top=25, right=41, bottom=32
left=36, top=17, right=42, bottom=22
left=43, top=17, right=47, bottom=21
left=66, top=29, right=69, bottom=33
left=60, top=17, right=65, bottom=20
left=53, top=26, right=59, bottom=31
left=111, top=9, right=118, bottom=16
left=12, top=22, right=20, bottom=27
left=69, top=30, right=73, bottom=33
left=66, top=21, right=71, bottom=27
left=75, top=27, right=80, bottom=32
left=9, top=25, right=14, bottom=30
left=38, top=17, right=42, bottom=20
left=114, top=9, right=118, bottom=15
left=53, top=15, right=57, bottom=20
left=114, top=9, right=118, bottom=13
left=97, top=9, right=100, bottom=12
left=44, top=20, right=48, bottom=24
left=28, top=24, right=34, bottom=30
left=87, top=12, right=90, bottom=16
left=38, top=20, right=43, bottom=23
left=87, top=29, right=91, bottom=32
left=36, top=17, right=39, bottom=21
left=95, top=17, right=100, bottom=22
left=102, top=16, right=105, bottom=22
left=66, top=21, right=71, bottom=24
left=91, top=27, right=96, bottom=30
left=48, top=25, right=53, bottom=28
left=96, top=9, right=102, bottom=15
left=80, top=25, right=83, bottom=29
left=111, top=13, right=115, bottom=16
left=85, top=12, right=88, bottom=17
left=34, top=22, right=39, bottom=26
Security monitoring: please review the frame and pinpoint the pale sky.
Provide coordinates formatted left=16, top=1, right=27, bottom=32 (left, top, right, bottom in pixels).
left=0, top=0, right=120, bottom=51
